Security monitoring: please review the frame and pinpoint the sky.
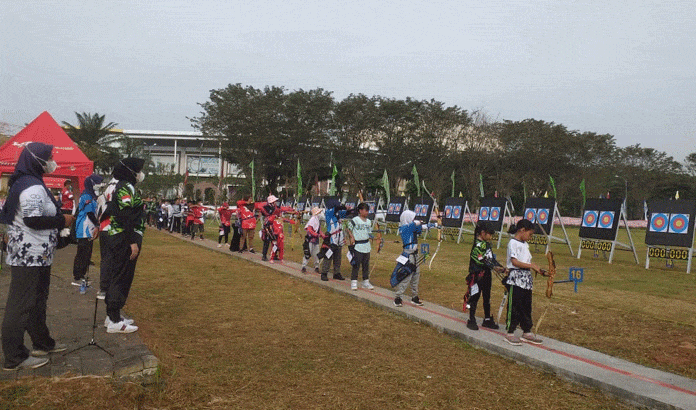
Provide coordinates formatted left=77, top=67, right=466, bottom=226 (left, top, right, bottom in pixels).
left=2, top=0, right=695, bottom=160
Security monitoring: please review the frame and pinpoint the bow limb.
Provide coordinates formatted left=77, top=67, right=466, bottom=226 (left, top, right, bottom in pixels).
left=545, top=251, right=557, bottom=298
left=428, top=208, right=443, bottom=270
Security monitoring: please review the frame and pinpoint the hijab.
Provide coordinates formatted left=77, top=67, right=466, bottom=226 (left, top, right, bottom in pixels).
left=112, top=157, right=145, bottom=185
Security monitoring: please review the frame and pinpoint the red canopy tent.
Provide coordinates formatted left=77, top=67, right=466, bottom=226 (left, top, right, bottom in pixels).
left=0, top=111, right=93, bottom=191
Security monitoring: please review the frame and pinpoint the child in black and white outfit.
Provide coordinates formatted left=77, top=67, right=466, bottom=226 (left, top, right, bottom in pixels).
left=504, top=219, right=543, bottom=346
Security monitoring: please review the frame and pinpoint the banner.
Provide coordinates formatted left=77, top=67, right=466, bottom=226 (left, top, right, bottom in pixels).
left=412, top=165, right=420, bottom=196
left=297, top=159, right=303, bottom=197
left=382, top=169, right=390, bottom=205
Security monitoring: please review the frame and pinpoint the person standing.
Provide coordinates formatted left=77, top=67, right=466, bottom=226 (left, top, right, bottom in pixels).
left=217, top=202, right=233, bottom=247
left=99, top=158, right=146, bottom=334
left=236, top=197, right=256, bottom=253
left=301, top=207, right=324, bottom=273
left=504, top=219, right=543, bottom=346
left=60, top=180, right=74, bottom=215
left=1, top=142, right=74, bottom=370
left=347, top=203, right=374, bottom=291
left=72, top=173, right=104, bottom=287
left=391, top=210, right=424, bottom=306
left=319, top=201, right=347, bottom=281
left=260, top=195, right=281, bottom=261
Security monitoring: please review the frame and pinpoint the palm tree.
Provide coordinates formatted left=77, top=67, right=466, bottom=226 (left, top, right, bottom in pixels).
left=62, top=112, right=119, bottom=145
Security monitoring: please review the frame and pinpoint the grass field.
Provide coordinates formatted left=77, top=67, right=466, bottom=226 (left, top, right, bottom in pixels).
left=0, top=227, right=636, bottom=409
left=201, top=218, right=696, bottom=380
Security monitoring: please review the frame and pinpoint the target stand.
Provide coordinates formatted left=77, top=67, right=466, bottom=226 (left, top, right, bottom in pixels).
left=577, top=199, right=639, bottom=264
left=644, top=199, right=696, bottom=273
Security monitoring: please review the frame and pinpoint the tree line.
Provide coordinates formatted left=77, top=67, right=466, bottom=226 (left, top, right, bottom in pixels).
left=191, top=83, right=696, bottom=219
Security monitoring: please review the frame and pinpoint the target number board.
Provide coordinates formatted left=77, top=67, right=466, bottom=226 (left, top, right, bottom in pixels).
left=581, top=239, right=613, bottom=251
left=647, top=246, right=690, bottom=260
left=528, top=234, right=549, bottom=246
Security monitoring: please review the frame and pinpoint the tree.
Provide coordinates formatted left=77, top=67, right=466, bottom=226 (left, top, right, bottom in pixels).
left=62, top=112, right=122, bottom=173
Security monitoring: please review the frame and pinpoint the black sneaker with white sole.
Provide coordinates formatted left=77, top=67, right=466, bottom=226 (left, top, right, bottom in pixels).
left=393, top=297, right=403, bottom=307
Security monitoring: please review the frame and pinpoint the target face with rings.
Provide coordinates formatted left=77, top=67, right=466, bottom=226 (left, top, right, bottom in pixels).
left=489, top=207, right=501, bottom=221
left=388, top=204, right=395, bottom=213
left=444, top=206, right=452, bottom=218
left=525, top=208, right=537, bottom=222
left=395, top=204, right=402, bottom=213
left=369, top=204, right=376, bottom=213
left=649, top=213, right=669, bottom=232
left=414, top=204, right=421, bottom=215
left=537, top=208, right=550, bottom=224
left=669, top=213, right=689, bottom=234
left=598, top=211, right=615, bottom=229
left=582, top=210, right=598, bottom=228
left=452, top=206, right=462, bottom=219
left=479, top=207, right=490, bottom=221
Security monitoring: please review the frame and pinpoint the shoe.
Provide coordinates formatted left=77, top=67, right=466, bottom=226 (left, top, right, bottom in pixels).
left=467, top=319, right=479, bottom=331
left=411, top=296, right=424, bottom=306
left=96, top=291, right=106, bottom=300
left=362, top=280, right=374, bottom=290
left=481, top=317, right=500, bottom=330
left=332, top=273, right=345, bottom=280
left=350, top=280, right=358, bottom=290
left=106, top=320, right=138, bottom=334
left=249, top=249, right=256, bottom=254
left=301, top=267, right=307, bottom=273
left=261, top=256, right=268, bottom=261
left=269, top=259, right=275, bottom=264
left=314, top=267, right=320, bottom=273
left=3, top=356, right=49, bottom=371
left=71, top=280, right=82, bottom=286
left=31, top=343, right=67, bottom=356
left=104, top=316, right=135, bottom=328
left=393, top=297, right=403, bottom=307
left=217, top=244, right=222, bottom=248
left=320, top=274, right=328, bottom=281
left=521, top=333, right=543, bottom=345
left=504, top=334, right=522, bottom=346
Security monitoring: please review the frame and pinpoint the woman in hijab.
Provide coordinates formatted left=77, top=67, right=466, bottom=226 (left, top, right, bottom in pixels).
left=1, top=142, right=75, bottom=370
left=71, top=173, right=104, bottom=287
left=99, top=158, right=145, bottom=334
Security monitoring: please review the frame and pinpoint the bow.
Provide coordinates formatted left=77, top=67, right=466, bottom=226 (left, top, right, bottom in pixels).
left=534, top=251, right=557, bottom=333
left=422, top=180, right=443, bottom=270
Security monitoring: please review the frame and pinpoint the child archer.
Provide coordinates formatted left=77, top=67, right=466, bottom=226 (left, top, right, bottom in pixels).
left=465, top=221, right=506, bottom=330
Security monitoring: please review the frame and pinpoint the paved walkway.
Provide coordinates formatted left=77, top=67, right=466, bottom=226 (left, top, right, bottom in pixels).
left=184, top=232, right=696, bottom=410
left=0, top=245, right=157, bottom=382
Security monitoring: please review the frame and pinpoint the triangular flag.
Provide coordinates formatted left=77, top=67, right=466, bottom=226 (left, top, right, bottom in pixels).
left=544, top=191, right=548, bottom=198
left=676, top=191, right=680, bottom=199
left=297, top=159, right=303, bottom=197
left=459, top=191, right=463, bottom=198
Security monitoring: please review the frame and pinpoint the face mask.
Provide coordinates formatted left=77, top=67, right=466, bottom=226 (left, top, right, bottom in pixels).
left=44, top=160, right=58, bottom=174
left=136, top=171, right=145, bottom=183
left=93, top=183, right=105, bottom=194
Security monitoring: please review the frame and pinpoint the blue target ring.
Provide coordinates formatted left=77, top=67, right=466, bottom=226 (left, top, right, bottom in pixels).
left=650, top=213, right=669, bottom=232
left=582, top=210, right=598, bottom=228
left=669, top=213, right=689, bottom=234
left=479, top=207, right=490, bottom=221
left=598, top=211, right=615, bottom=229
left=537, top=208, right=550, bottom=224
left=489, top=207, right=501, bottom=221
left=525, top=208, right=537, bottom=222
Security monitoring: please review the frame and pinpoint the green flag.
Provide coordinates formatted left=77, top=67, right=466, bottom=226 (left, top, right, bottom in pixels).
left=412, top=165, right=420, bottom=196
left=549, top=175, right=557, bottom=198
left=329, top=164, right=338, bottom=196
left=297, top=159, right=303, bottom=198
left=579, top=179, right=586, bottom=209
left=382, top=169, right=390, bottom=204
left=249, top=159, right=255, bottom=200
left=479, top=174, right=484, bottom=198
left=523, top=180, right=527, bottom=203
left=450, top=170, right=455, bottom=198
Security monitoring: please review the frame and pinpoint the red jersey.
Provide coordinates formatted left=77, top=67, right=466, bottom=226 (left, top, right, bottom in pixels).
left=236, top=200, right=257, bottom=230
left=218, top=206, right=233, bottom=226
left=61, top=189, right=74, bottom=211
left=191, top=205, right=204, bottom=224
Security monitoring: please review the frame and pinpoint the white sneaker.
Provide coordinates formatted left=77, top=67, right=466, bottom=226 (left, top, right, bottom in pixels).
left=350, top=280, right=358, bottom=290
left=217, top=244, right=222, bottom=248
left=362, top=280, right=374, bottom=290
left=107, top=319, right=138, bottom=333
left=104, top=316, right=135, bottom=328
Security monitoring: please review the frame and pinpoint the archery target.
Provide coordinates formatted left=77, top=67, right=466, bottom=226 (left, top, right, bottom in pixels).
left=598, top=211, right=615, bottom=229
left=395, top=203, right=402, bottom=213
left=649, top=213, right=669, bottom=232
left=444, top=206, right=452, bottom=218
left=668, top=213, right=689, bottom=234
left=346, top=202, right=355, bottom=210
left=525, top=208, right=537, bottom=223
left=452, top=206, right=462, bottom=219
left=413, top=204, right=421, bottom=215
left=489, top=207, right=501, bottom=222
left=369, top=203, right=376, bottom=214
left=537, top=208, right=550, bottom=225
left=420, top=204, right=429, bottom=216
left=479, top=207, right=490, bottom=221
left=388, top=203, right=395, bottom=214
left=582, top=210, right=598, bottom=228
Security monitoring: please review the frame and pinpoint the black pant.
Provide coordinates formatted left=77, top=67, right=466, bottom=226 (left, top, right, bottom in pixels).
left=468, top=270, right=492, bottom=321
left=351, top=250, right=370, bottom=281
left=218, top=224, right=230, bottom=244
left=73, top=238, right=94, bottom=281
left=101, top=233, right=140, bottom=323
left=507, top=285, right=533, bottom=333
left=1, top=265, right=55, bottom=368
left=321, top=244, right=342, bottom=276
left=172, top=216, right=182, bottom=233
